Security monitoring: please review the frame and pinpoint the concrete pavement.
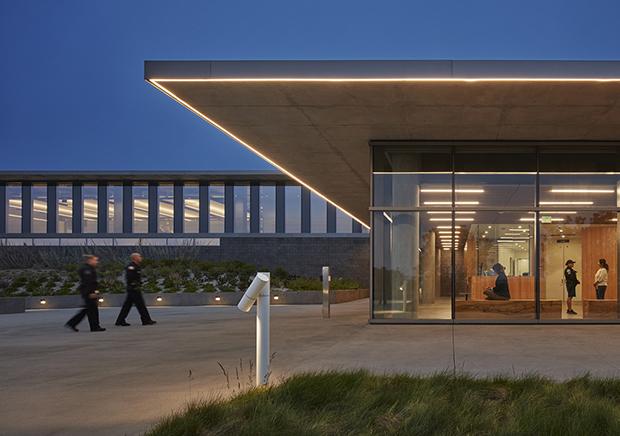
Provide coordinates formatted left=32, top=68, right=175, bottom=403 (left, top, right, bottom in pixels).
left=3, top=300, right=620, bottom=435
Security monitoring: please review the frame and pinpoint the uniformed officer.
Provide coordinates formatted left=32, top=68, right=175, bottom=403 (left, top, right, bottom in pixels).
left=115, top=253, right=156, bottom=326
left=564, top=259, right=580, bottom=315
left=65, top=255, right=106, bottom=332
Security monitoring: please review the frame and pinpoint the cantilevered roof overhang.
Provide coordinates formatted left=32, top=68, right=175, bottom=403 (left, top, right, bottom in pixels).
left=144, top=60, right=620, bottom=226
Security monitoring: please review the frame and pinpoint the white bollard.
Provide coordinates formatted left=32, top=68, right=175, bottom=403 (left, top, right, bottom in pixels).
left=237, top=272, right=270, bottom=386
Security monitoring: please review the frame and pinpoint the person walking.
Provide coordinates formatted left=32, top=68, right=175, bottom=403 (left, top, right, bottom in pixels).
left=564, top=259, right=580, bottom=315
left=65, top=255, right=106, bottom=332
left=115, top=253, right=156, bottom=326
left=594, top=258, right=609, bottom=300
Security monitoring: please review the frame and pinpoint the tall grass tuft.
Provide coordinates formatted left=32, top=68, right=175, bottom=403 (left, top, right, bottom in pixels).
left=147, top=370, right=620, bottom=436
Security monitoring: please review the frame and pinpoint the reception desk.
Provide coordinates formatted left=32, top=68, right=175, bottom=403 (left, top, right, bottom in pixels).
left=468, top=276, right=535, bottom=300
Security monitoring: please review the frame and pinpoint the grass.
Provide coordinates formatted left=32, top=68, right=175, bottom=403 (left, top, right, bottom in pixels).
left=147, top=370, right=620, bottom=436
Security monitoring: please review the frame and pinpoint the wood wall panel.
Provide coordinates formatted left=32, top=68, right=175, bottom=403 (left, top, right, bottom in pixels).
left=469, top=276, right=535, bottom=300
left=581, top=226, right=617, bottom=300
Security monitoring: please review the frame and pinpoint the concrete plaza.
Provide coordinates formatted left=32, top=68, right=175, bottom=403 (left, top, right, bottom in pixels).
left=3, top=300, right=620, bottom=435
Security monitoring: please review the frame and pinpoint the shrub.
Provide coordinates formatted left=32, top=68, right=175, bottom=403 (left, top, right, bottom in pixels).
left=286, top=277, right=322, bottom=291
left=331, top=277, right=360, bottom=290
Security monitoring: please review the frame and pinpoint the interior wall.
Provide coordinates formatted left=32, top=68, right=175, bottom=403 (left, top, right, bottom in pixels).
left=581, top=226, right=617, bottom=300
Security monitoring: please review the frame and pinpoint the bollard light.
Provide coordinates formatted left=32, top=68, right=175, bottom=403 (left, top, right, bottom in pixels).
left=40, top=298, right=46, bottom=305
left=237, top=272, right=271, bottom=386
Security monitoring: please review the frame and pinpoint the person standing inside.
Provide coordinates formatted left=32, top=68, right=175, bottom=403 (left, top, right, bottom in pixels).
left=65, top=255, right=106, bottom=332
left=115, top=253, right=156, bottom=326
left=594, top=258, right=609, bottom=300
left=564, top=259, right=580, bottom=315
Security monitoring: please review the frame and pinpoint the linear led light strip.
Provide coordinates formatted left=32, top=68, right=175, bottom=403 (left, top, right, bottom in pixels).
left=151, top=78, right=620, bottom=83
left=148, top=79, right=369, bottom=229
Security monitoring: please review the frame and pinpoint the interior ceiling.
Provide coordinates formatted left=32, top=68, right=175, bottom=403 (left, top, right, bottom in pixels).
left=149, top=80, right=620, bottom=226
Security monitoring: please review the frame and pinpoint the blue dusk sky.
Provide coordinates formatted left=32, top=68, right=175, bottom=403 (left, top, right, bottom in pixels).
left=1, top=0, right=620, bottom=171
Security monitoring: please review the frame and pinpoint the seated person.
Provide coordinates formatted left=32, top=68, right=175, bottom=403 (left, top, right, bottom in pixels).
left=483, top=263, right=511, bottom=300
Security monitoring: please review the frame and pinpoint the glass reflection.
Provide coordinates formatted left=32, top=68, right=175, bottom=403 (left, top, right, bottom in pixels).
left=310, top=193, right=327, bottom=233
left=285, top=185, right=301, bottom=233
left=373, top=211, right=450, bottom=320
left=183, top=184, right=199, bottom=233
left=132, top=184, right=148, bottom=234
left=82, top=184, right=97, bottom=234
left=209, top=184, right=225, bottom=233
left=234, top=185, right=250, bottom=233
left=107, top=184, right=123, bottom=234
left=157, top=184, right=174, bottom=233
left=336, top=209, right=352, bottom=233
left=57, top=184, right=73, bottom=233
left=6, top=183, right=22, bottom=233
left=31, top=184, right=47, bottom=234
left=259, top=185, right=276, bottom=233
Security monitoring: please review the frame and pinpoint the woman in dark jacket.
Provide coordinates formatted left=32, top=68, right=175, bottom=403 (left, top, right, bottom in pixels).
left=483, top=263, right=511, bottom=300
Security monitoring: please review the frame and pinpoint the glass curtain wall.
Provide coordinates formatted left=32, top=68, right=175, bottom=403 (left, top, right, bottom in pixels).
left=372, top=143, right=620, bottom=323
left=209, top=184, right=225, bottom=233
left=132, top=184, right=149, bottom=233
left=234, top=185, right=250, bottom=233
left=285, top=185, right=301, bottom=233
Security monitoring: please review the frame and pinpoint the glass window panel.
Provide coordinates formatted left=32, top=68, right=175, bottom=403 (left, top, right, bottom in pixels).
left=82, top=184, right=97, bottom=234
left=107, top=184, right=123, bottom=234
left=285, top=186, right=301, bottom=233
left=56, top=184, right=73, bottom=233
left=31, top=184, right=47, bottom=234
left=373, top=144, right=452, bottom=172
left=234, top=185, right=250, bottom=233
left=540, top=210, right=618, bottom=320
left=373, top=211, right=450, bottom=320
left=157, top=184, right=174, bottom=234
left=336, top=209, right=352, bottom=233
left=455, top=211, right=535, bottom=320
left=454, top=146, right=537, bottom=173
left=6, top=183, right=22, bottom=233
left=540, top=174, right=620, bottom=208
left=539, top=146, right=620, bottom=173
left=209, top=184, right=225, bottom=233
left=132, top=184, right=148, bottom=234
left=259, top=185, right=276, bottom=233
left=310, top=193, right=327, bottom=233
left=373, top=173, right=452, bottom=208
left=454, top=174, right=536, bottom=207
left=183, top=184, right=199, bottom=234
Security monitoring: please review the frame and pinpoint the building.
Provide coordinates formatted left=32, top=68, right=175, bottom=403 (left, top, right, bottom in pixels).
left=144, top=60, right=620, bottom=323
left=0, top=171, right=369, bottom=285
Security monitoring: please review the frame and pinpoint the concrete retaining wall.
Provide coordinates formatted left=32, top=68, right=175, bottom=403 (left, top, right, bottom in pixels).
left=0, top=297, right=26, bottom=314
left=26, top=289, right=369, bottom=309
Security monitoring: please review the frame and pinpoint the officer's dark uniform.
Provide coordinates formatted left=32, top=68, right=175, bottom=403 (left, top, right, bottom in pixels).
left=115, top=261, right=155, bottom=326
left=564, top=266, right=580, bottom=298
left=66, top=263, right=103, bottom=332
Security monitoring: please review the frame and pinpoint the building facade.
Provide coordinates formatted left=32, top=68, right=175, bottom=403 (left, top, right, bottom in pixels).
left=144, top=60, right=620, bottom=323
left=0, top=171, right=369, bottom=285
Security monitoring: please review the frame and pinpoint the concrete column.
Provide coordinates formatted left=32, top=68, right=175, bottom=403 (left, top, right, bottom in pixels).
left=224, top=183, right=234, bottom=233
left=275, top=183, right=285, bottom=233
left=199, top=182, right=209, bottom=233
left=0, top=182, right=5, bottom=235
left=47, top=183, right=57, bottom=234
left=97, top=183, right=107, bottom=234
left=301, top=187, right=311, bottom=234
left=122, top=183, right=132, bottom=234
left=72, top=183, right=82, bottom=234
left=148, top=183, right=158, bottom=234
left=250, top=183, right=260, bottom=233
left=173, top=182, right=184, bottom=234
left=327, top=204, right=336, bottom=234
